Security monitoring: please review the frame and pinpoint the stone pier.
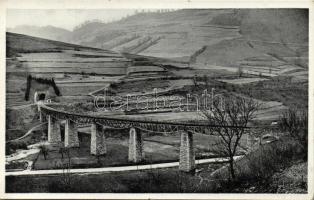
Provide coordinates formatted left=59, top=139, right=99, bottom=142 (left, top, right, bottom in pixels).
left=39, top=110, right=43, bottom=122
left=37, top=100, right=44, bottom=122
left=179, top=131, right=195, bottom=172
left=128, top=127, right=143, bottom=163
left=47, top=115, right=61, bottom=143
left=90, top=123, right=107, bottom=155
left=64, top=119, right=80, bottom=148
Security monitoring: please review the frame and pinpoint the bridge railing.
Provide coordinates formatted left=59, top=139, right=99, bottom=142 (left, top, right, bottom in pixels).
left=40, top=104, right=255, bottom=134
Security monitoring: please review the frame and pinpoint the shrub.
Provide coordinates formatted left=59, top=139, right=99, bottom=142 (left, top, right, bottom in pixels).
left=279, top=109, right=308, bottom=160
left=6, top=161, right=28, bottom=170
left=242, top=139, right=297, bottom=180
left=212, top=136, right=302, bottom=192
left=39, top=144, right=49, bottom=160
left=6, top=141, right=28, bottom=155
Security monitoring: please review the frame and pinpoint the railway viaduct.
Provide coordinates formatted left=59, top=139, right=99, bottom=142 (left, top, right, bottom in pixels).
left=38, top=102, right=249, bottom=172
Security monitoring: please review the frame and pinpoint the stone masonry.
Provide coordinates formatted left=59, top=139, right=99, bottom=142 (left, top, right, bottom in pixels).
left=128, top=127, right=143, bottom=163
left=179, top=131, right=195, bottom=172
left=90, top=122, right=107, bottom=155
left=64, top=119, right=80, bottom=148
left=47, top=115, right=62, bottom=143
left=37, top=100, right=44, bottom=122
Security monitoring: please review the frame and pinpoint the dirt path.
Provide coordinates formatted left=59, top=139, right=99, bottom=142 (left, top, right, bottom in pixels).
left=6, top=156, right=242, bottom=176
left=8, top=122, right=47, bottom=143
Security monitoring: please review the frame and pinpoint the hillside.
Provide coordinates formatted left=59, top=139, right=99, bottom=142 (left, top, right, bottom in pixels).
left=7, top=25, right=71, bottom=42
left=6, top=32, right=131, bottom=107
left=68, top=9, right=308, bottom=68
left=9, top=9, right=308, bottom=70
left=6, top=32, right=111, bottom=57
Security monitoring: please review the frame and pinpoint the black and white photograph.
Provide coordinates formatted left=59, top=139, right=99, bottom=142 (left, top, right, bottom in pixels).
left=2, top=1, right=312, bottom=198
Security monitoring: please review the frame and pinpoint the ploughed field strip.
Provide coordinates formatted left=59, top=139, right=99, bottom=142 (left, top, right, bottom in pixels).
left=17, top=56, right=128, bottom=74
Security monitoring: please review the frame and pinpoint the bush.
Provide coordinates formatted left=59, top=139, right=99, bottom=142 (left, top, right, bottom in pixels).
left=242, top=139, right=297, bottom=180
left=212, top=137, right=303, bottom=192
left=6, top=161, right=28, bottom=170
left=6, top=141, right=28, bottom=155
left=279, top=109, right=308, bottom=160
left=39, top=144, right=49, bottom=160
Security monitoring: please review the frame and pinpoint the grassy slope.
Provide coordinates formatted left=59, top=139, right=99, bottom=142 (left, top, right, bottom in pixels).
left=8, top=25, right=71, bottom=42
left=70, top=10, right=238, bottom=60
left=240, top=9, right=308, bottom=44
left=67, top=9, right=308, bottom=68
left=195, top=39, right=262, bottom=67
left=6, top=32, right=110, bottom=57
left=196, top=9, right=308, bottom=68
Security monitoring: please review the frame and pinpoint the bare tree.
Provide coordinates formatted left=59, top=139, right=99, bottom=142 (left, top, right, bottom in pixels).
left=59, top=147, right=65, bottom=159
left=61, top=147, right=72, bottom=191
left=203, top=95, right=260, bottom=180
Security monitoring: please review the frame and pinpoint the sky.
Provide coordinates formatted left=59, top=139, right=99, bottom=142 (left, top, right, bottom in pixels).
left=6, top=9, right=138, bottom=31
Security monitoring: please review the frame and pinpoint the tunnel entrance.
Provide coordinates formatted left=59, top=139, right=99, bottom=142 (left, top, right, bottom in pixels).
left=38, top=93, right=46, bottom=101
left=34, top=91, right=46, bottom=103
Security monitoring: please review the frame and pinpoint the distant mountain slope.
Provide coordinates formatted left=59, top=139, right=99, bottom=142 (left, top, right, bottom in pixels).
left=66, top=9, right=308, bottom=65
left=69, top=9, right=236, bottom=58
left=7, top=25, right=71, bottom=42
left=6, top=32, right=111, bottom=57
left=8, top=9, right=308, bottom=68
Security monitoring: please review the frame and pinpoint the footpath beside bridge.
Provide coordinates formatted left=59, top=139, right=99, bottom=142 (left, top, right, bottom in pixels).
left=39, top=102, right=251, bottom=172
left=6, top=156, right=243, bottom=176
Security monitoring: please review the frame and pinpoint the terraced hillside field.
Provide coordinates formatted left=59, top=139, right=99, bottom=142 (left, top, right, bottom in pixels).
left=6, top=32, right=132, bottom=107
